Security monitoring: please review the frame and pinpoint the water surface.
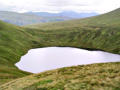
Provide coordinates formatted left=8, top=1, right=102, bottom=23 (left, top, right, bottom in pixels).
left=15, top=47, right=120, bottom=73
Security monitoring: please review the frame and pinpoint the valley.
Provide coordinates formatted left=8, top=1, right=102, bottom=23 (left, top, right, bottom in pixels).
left=0, top=8, right=120, bottom=89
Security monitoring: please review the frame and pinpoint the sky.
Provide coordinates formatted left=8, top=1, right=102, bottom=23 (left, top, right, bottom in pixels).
left=0, top=0, right=120, bottom=13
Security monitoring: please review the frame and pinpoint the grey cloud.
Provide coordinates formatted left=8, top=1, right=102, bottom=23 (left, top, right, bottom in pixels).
left=45, top=0, right=88, bottom=7
left=0, top=4, right=13, bottom=11
left=0, top=0, right=119, bottom=13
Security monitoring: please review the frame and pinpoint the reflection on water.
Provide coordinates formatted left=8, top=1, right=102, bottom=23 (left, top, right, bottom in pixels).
left=15, top=47, right=120, bottom=73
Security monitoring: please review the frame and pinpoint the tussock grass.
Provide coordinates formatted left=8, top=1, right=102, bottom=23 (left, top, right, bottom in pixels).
left=0, top=63, right=120, bottom=90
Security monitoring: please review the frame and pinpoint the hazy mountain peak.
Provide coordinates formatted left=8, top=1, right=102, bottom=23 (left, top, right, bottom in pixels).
left=26, top=11, right=98, bottom=18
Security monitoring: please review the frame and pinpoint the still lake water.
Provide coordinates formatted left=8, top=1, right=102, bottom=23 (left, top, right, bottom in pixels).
left=15, top=47, right=120, bottom=73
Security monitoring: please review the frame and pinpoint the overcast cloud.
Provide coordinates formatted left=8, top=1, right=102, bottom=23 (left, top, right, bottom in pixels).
left=0, top=0, right=120, bottom=13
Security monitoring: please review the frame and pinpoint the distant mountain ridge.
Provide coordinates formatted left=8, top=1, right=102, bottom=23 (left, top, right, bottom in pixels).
left=0, top=11, right=98, bottom=26
left=26, top=11, right=98, bottom=18
left=0, top=11, right=72, bottom=26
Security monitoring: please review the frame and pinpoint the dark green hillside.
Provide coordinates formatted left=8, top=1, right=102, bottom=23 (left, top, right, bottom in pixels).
left=0, top=8, right=120, bottom=86
left=0, top=21, right=36, bottom=85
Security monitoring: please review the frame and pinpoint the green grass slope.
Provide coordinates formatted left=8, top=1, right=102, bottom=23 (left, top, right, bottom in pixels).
left=0, top=8, right=120, bottom=86
left=0, top=21, right=39, bottom=85
left=0, top=63, right=120, bottom=90
left=27, top=8, right=120, bottom=29
left=25, top=8, right=120, bottom=54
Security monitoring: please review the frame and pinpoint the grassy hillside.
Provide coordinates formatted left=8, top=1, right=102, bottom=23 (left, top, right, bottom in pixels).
left=0, top=11, right=71, bottom=25
left=0, top=62, right=120, bottom=90
left=0, top=21, right=37, bottom=85
left=0, top=8, right=120, bottom=86
left=25, top=8, right=120, bottom=54
left=27, top=8, right=120, bottom=29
